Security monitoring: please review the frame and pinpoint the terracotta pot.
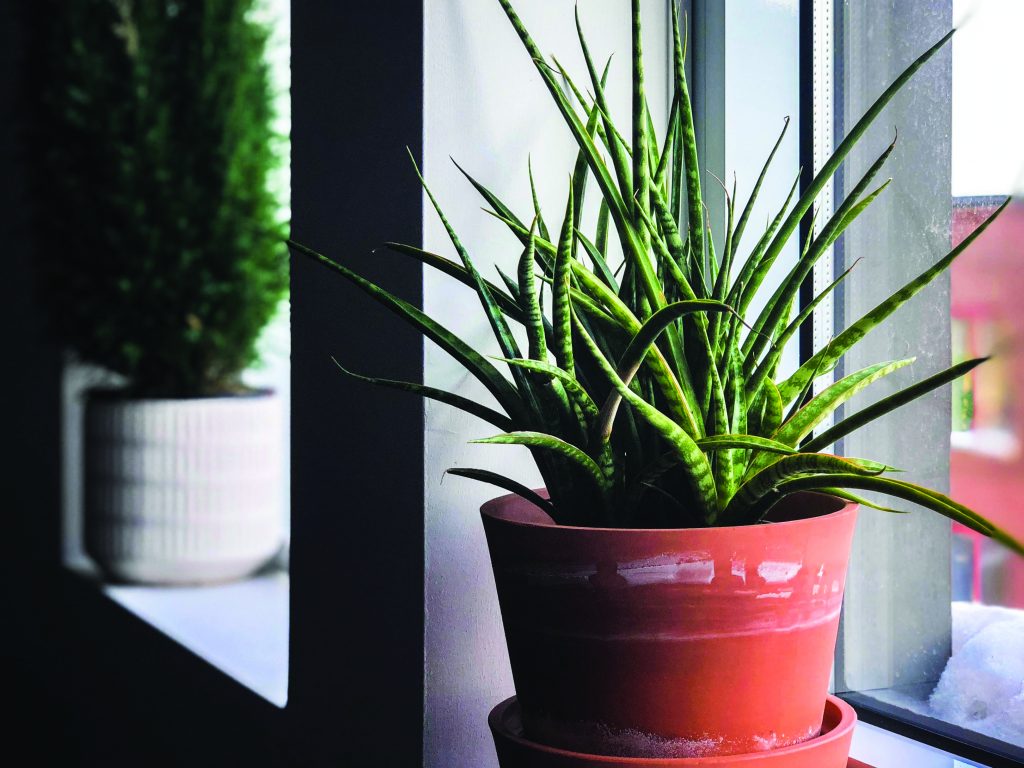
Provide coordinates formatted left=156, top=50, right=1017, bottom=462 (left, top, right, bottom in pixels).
left=489, top=695, right=857, bottom=767
left=481, top=491, right=858, bottom=758
left=84, top=390, right=284, bottom=584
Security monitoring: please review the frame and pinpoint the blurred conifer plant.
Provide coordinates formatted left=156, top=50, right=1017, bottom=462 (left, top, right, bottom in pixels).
left=39, top=0, right=287, bottom=396
left=293, top=1, right=1020, bottom=550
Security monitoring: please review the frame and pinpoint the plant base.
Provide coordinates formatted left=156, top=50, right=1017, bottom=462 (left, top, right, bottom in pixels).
left=489, top=695, right=857, bottom=767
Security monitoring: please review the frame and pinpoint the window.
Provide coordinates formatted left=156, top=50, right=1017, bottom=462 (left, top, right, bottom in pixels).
left=58, top=0, right=292, bottom=708
left=825, top=0, right=1024, bottom=762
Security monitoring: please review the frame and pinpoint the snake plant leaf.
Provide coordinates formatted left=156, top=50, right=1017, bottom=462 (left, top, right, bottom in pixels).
left=445, top=467, right=557, bottom=519
left=511, top=227, right=578, bottom=432
left=288, top=241, right=528, bottom=417
left=630, top=0, right=651, bottom=234
left=453, top=158, right=527, bottom=239
left=332, top=358, right=515, bottom=432
left=742, top=30, right=955, bottom=317
left=669, top=87, right=684, bottom=225
left=696, top=434, right=797, bottom=455
left=289, top=240, right=528, bottom=422
left=568, top=262, right=698, bottom=432
left=803, top=356, right=989, bottom=452
left=575, top=229, right=620, bottom=292
left=763, top=474, right=1024, bottom=557
left=731, top=168, right=802, bottom=318
left=595, top=199, right=611, bottom=260
left=500, top=358, right=601, bottom=423
left=564, top=284, right=622, bottom=332
left=745, top=176, right=892, bottom=367
left=707, top=177, right=739, bottom=350
left=645, top=189, right=732, bottom=428
left=745, top=259, right=861, bottom=402
left=772, top=358, right=915, bottom=448
left=820, top=487, right=905, bottom=514
left=733, top=116, right=790, bottom=255
left=648, top=184, right=700, bottom=301
left=743, top=136, right=896, bottom=364
left=472, top=430, right=611, bottom=494
left=527, top=157, right=551, bottom=242
left=670, top=0, right=705, bottom=271
left=484, top=208, right=557, bottom=272
left=553, top=182, right=576, bottom=375
left=782, top=350, right=841, bottom=429
left=501, top=356, right=617, bottom=479
left=539, top=49, right=665, bottom=318
left=778, top=198, right=1010, bottom=405
left=548, top=54, right=611, bottom=235
left=498, top=0, right=648, bottom=279
left=644, top=99, right=664, bottom=190
left=760, top=379, right=785, bottom=437
left=517, top=224, right=547, bottom=362
left=573, top=313, right=718, bottom=516
left=587, top=98, right=634, bottom=163
left=726, top=346, right=748, bottom=441
left=576, top=7, right=633, bottom=204
left=596, top=299, right=736, bottom=442
left=382, top=242, right=524, bottom=322
left=653, top=93, right=680, bottom=193
left=637, top=193, right=719, bottom=421
left=711, top=175, right=737, bottom=301
left=723, top=452, right=886, bottom=522
left=409, top=152, right=558, bottom=429
left=495, top=266, right=558, bottom=351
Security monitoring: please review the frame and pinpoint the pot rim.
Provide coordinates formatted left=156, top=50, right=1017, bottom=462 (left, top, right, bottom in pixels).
left=481, top=489, right=857, bottom=535
left=489, top=694, right=856, bottom=765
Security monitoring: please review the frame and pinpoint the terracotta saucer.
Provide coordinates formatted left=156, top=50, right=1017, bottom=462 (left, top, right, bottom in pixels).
left=489, top=695, right=859, bottom=767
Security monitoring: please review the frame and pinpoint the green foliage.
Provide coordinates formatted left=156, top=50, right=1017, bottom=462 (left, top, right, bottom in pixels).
left=38, top=0, right=287, bottom=396
left=294, top=1, right=1021, bottom=549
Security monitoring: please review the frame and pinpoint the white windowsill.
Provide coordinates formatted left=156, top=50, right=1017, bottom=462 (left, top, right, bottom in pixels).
left=851, top=720, right=991, bottom=768
left=75, top=565, right=291, bottom=708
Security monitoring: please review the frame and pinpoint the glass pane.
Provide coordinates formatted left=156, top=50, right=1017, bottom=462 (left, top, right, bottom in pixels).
left=943, top=0, right=1024, bottom=747
left=834, top=0, right=1024, bottom=754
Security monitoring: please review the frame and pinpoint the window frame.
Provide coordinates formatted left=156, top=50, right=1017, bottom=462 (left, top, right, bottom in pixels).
left=809, top=1, right=1023, bottom=765
left=10, top=3, right=427, bottom=764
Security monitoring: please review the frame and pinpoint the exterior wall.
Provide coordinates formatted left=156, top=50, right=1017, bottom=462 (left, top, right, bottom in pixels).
left=950, top=201, right=1024, bottom=607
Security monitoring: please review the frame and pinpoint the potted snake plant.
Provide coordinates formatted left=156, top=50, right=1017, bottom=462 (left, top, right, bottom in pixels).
left=37, top=0, right=288, bottom=584
left=292, top=0, right=1021, bottom=764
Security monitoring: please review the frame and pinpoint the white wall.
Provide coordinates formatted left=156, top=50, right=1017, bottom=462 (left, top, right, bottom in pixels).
left=422, top=2, right=668, bottom=764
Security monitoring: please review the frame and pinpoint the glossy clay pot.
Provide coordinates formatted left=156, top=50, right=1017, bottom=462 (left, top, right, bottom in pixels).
left=481, top=492, right=858, bottom=758
left=489, top=695, right=859, bottom=768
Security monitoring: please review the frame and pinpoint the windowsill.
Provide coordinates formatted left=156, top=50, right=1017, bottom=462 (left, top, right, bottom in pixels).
left=850, top=719, right=993, bottom=767
left=67, top=561, right=289, bottom=707
left=951, top=428, right=1020, bottom=461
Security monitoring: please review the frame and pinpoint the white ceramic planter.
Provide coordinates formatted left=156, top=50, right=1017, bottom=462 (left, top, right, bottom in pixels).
left=84, top=391, right=284, bottom=584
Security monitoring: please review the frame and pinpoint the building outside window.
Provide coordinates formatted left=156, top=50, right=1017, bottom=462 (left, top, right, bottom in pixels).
left=829, top=0, right=1023, bottom=761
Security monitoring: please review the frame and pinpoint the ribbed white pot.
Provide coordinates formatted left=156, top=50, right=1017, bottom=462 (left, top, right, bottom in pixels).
left=84, top=391, right=284, bottom=585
